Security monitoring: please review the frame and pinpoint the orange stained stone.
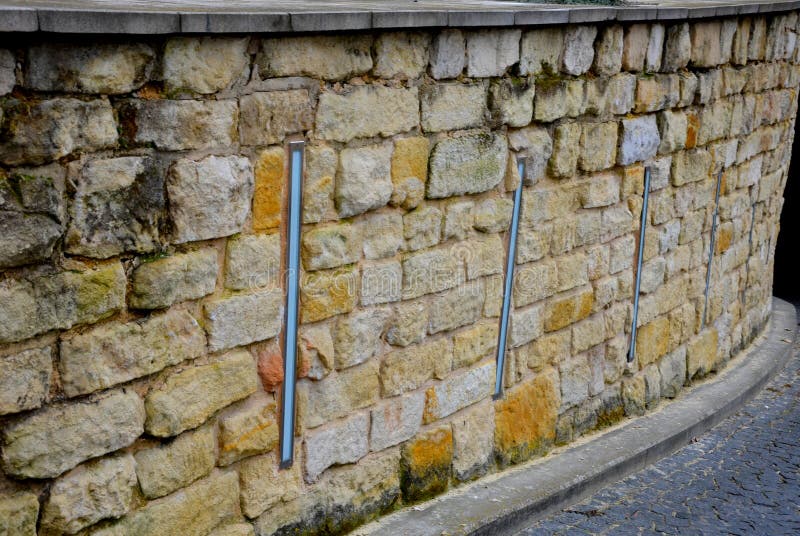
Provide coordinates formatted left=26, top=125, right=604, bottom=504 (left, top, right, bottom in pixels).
left=685, top=112, right=700, bottom=149
left=253, top=147, right=285, bottom=231
left=256, top=340, right=284, bottom=391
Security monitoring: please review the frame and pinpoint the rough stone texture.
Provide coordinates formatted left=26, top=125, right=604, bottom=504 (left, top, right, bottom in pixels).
left=40, top=454, right=135, bottom=534
left=298, top=360, right=379, bottom=428
left=374, top=32, right=430, bottom=79
left=623, top=24, right=648, bottom=72
left=453, top=321, right=497, bottom=369
left=428, top=282, right=484, bottom=334
left=428, top=133, right=508, bottom=198
left=563, top=25, right=598, bottom=75
left=421, top=82, right=486, bottom=133
left=0, top=98, right=117, bottom=166
left=423, top=361, right=494, bottom=423
left=225, top=233, right=280, bottom=291
left=163, top=37, right=249, bottom=94
left=508, top=126, right=553, bottom=184
left=59, top=309, right=205, bottom=397
left=218, top=396, right=278, bottom=466
left=618, top=115, right=661, bottom=165
left=580, top=122, right=618, bottom=173
left=211, top=524, right=255, bottom=536
left=386, top=300, right=428, bottom=347
left=167, top=155, right=254, bottom=243
left=336, top=142, right=393, bottom=217
left=316, top=86, right=418, bottom=142
left=663, top=23, right=692, bottom=71
left=204, top=289, right=282, bottom=351
left=361, top=259, right=402, bottom=306
left=429, top=29, right=465, bottom=79
left=0, top=346, right=51, bottom=416
left=239, top=452, right=302, bottom=518
left=0, top=48, right=16, bottom=95
left=304, top=145, right=337, bottom=223
left=473, top=198, right=512, bottom=233
left=26, top=43, right=154, bottom=94
left=452, top=401, right=495, bottom=481
left=300, top=266, right=359, bottom=323
left=672, top=149, right=712, bottom=186
left=391, top=136, right=429, bottom=210
left=1, top=389, right=144, bottom=479
left=134, top=426, right=215, bottom=499
left=0, top=493, right=39, bottom=536
left=334, top=309, right=390, bottom=369
left=402, top=246, right=465, bottom=299
left=381, top=339, right=451, bottom=397
left=520, top=28, right=564, bottom=75
left=0, top=262, right=126, bottom=344
left=550, top=122, right=581, bottom=178
left=370, top=391, right=425, bottom=452
left=130, top=249, right=218, bottom=309
left=239, top=90, right=314, bottom=146
left=594, top=25, right=623, bottom=76
left=489, top=78, right=535, bottom=128
left=258, top=35, right=373, bottom=80
left=302, top=222, right=362, bottom=271
left=401, top=426, right=454, bottom=501
left=144, top=350, right=258, bottom=437
left=304, top=413, right=369, bottom=482
left=128, top=99, right=237, bottom=151
left=687, top=328, right=719, bottom=379
left=466, top=29, right=521, bottom=77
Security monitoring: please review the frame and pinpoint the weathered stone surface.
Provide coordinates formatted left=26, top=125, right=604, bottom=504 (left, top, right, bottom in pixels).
left=429, top=29, right=466, bottom=79
left=239, top=452, right=302, bottom=518
left=298, top=360, right=379, bottom=428
left=302, top=223, right=361, bottom=271
left=219, top=396, right=278, bottom=466
left=671, top=149, right=712, bottom=186
left=494, top=368, right=559, bottom=465
left=145, top=351, right=258, bottom=437
left=0, top=48, right=15, bottom=95
left=336, top=142, right=393, bottom=217
left=370, top=391, right=425, bottom=451
left=451, top=400, right=494, bottom=481
left=659, top=346, right=687, bottom=398
left=690, top=21, right=727, bottom=68
left=128, top=99, right=237, bottom=151
left=429, top=281, right=483, bottom=334
left=489, top=78, right=535, bottom=128
left=1, top=389, right=144, bottom=479
left=131, top=249, right=217, bottom=309
left=251, top=146, right=284, bottom=232
left=300, top=265, right=359, bottom=323
left=421, top=82, right=486, bottom=133
left=544, top=287, right=594, bottom=333
left=239, top=90, right=314, bottom=146
left=401, top=426, right=453, bottom=501
left=304, top=145, right=337, bottom=223
left=359, top=212, right=403, bottom=260
left=508, top=126, right=553, bottom=185
left=473, top=197, right=512, bottom=233
left=204, top=289, right=283, bottom=352
left=134, top=426, right=215, bottom=499
left=635, top=315, right=670, bottom=367
left=687, top=328, right=719, bottom=379
left=390, top=136, right=429, bottom=210
left=594, top=25, right=623, bottom=76
left=304, top=413, right=369, bottom=482
left=60, top=309, right=205, bottom=397
left=402, top=245, right=465, bottom=299
left=258, top=35, right=372, bottom=80
left=0, top=173, right=64, bottom=268
left=335, top=309, right=390, bottom=369
left=533, top=80, right=585, bottom=123
left=510, top=304, right=544, bottom=348
left=465, top=234, right=504, bottom=280
left=563, top=25, right=597, bottom=75
left=0, top=492, right=38, bottom=536
left=520, top=28, right=564, bottom=75
left=428, top=133, right=508, bottom=199
left=374, top=32, right=430, bottom=79
left=618, top=115, right=660, bottom=165
left=381, top=338, right=451, bottom=397
left=550, top=122, right=581, bottom=178
left=658, top=109, right=688, bottom=154
left=316, top=86, right=418, bottom=142
left=579, top=171, right=620, bottom=208
left=361, top=260, right=402, bottom=306
left=0, top=262, right=126, bottom=344
left=0, top=346, right=51, bottom=416
left=26, top=43, right=154, bottom=94
left=622, top=24, right=648, bottom=72
left=167, top=155, right=253, bottom=243
left=443, top=200, right=474, bottom=241
left=225, top=233, right=280, bottom=291
left=579, top=122, right=618, bottom=173
left=513, top=259, right=558, bottom=307
left=210, top=524, right=255, bottom=536
left=424, top=361, right=494, bottom=423
left=386, top=300, right=427, bottom=347
left=663, top=23, right=691, bottom=71
left=466, top=29, right=521, bottom=77
left=453, top=321, right=497, bottom=369
left=92, top=471, right=239, bottom=536
left=646, top=24, right=665, bottom=72
left=0, top=98, right=117, bottom=166
left=404, top=205, right=442, bottom=251
left=164, top=37, right=249, bottom=93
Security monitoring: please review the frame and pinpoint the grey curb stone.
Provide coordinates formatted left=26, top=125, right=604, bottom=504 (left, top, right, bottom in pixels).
left=0, top=8, right=37, bottom=32
left=373, top=11, right=448, bottom=29
left=180, top=13, right=291, bottom=33
left=354, top=297, right=798, bottom=536
left=514, top=9, right=569, bottom=26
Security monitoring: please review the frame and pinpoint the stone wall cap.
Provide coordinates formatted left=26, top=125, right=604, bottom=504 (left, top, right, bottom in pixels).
left=2, top=1, right=800, bottom=34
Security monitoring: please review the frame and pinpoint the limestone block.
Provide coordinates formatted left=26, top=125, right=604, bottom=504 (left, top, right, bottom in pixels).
left=659, top=346, right=687, bottom=397
left=167, top=155, right=253, bottom=243
left=360, top=212, right=403, bottom=260
left=520, top=28, right=564, bottom=75
left=381, top=338, right=451, bottom=396
left=421, top=82, right=486, bottom=133
left=732, top=17, right=751, bottom=66
left=663, top=23, right=691, bottom=71
left=26, top=43, right=154, bottom=93
left=303, top=145, right=337, bottom=223
left=428, top=281, right=483, bottom=334
left=658, top=109, right=688, bottom=154
left=298, top=360, right=379, bottom=428
left=336, top=142, right=393, bottom=217
left=334, top=309, right=390, bottom=369
left=510, top=304, right=544, bottom=348
left=316, top=85, right=418, bottom=142
left=135, top=426, right=215, bottom=499
left=400, top=426, right=453, bottom=500
left=579, top=170, right=620, bottom=208
left=91, top=471, right=239, bottom=536
left=453, top=321, right=498, bottom=369
left=386, top=300, right=428, bottom=347
left=585, top=72, right=636, bottom=116
left=550, top=122, right=581, bottom=178
left=0, top=346, right=51, bottom=416
left=622, top=24, right=649, bottom=72
left=563, top=25, right=597, bottom=75
left=304, top=413, right=369, bottom=481
left=1, top=389, right=144, bottom=479
left=0, top=98, right=117, bottom=166
left=424, top=361, right=495, bottom=424
left=697, top=100, right=733, bottom=146
left=429, top=29, right=466, bottom=79
left=129, top=99, right=237, bottom=151
left=252, top=147, right=284, bottom=231
left=543, top=287, right=594, bottom=333
left=145, top=351, right=258, bottom=437
left=370, top=391, right=425, bottom=451
left=443, top=200, right=475, bottom=241
left=690, top=21, right=728, bottom=68
left=204, top=289, right=283, bottom=351
left=300, top=266, right=359, bottom=323
left=302, top=223, right=361, bottom=271
left=211, top=524, right=255, bottom=536
left=218, top=396, right=278, bottom=466
left=0, top=262, right=126, bottom=344
left=465, top=234, right=504, bottom=280
left=239, top=452, right=302, bottom=518
left=579, top=122, right=618, bottom=173
left=466, top=29, right=521, bottom=77
left=404, top=206, right=442, bottom=251
left=513, top=259, right=558, bottom=307
left=225, top=234, right=279, bottom=291
left=557, top=251, right=589, bottom=293
left=391, top=136, right=429, bottom=210
left=572, top=314, right=606, bottom=354
left=472, top=197, right=512, bottom=233
left=258, top=35, right=372, bottom=80
left=164, top=37, right=248, bottom=93
left=451, top=401, right=495, bottom=481
left=0, top=48, right=15, bottom=95
left=361, top=260, right=402, bottom=306
left=646, top=24, right=665, bottom=72
left=131, top=251, right=216, bottom=310
left=671, top=149, right=712, bottom=186
left=402, top=245, right=465, bottom=299
left=0, top=493, right=38, bottom=536
left=60, top=309, right=205, bottom=397
left=239, top=90, right=314, bottom=146
left=489, top=78, right=534, bottom=128
left=687, top=328, right=718, bottom=379
left=618, top=115, right=660, bottom=165
left=635, top=74, right=680, bottom=113
left=594, top=25, right=623, bottom=76
left=374, top=32, right=430, bottom=79
left=533, top=81, right=570, bottom=123
left=508, top=126, right=553, bottom=185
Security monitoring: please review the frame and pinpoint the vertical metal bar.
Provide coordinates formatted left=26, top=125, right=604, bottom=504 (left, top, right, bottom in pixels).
left=494, top=158, right=525, bottom=399
left=701, top=171, right=723, bottom=330
left=741, top=203, right=757, bottom=306
left=279, top=141, right=304, bottom=469
left=627, top=167, right=652, bottom=363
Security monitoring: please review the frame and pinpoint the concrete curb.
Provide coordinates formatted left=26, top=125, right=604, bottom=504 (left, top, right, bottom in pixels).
left=356, top=298, right=798, bottom=536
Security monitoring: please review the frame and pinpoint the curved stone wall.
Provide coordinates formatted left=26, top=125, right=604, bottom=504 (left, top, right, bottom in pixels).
left=0, top=7, right=797, bottom=535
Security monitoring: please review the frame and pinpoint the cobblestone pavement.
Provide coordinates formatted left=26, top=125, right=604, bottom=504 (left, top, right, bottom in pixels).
left=519, top=320, right=800, bottom=535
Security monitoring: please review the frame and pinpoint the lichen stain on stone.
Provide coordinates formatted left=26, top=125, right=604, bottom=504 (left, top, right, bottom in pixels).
left=400, top=427, right=453, bottom=502
left=253, top=147, right=285, bottom=231
left=422, top=386, right=439, bottom=424
left=686, top=112, right=700, bottom=148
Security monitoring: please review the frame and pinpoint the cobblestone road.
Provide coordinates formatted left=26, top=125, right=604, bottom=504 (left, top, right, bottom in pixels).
left=519, top=319, right=800, bottom=535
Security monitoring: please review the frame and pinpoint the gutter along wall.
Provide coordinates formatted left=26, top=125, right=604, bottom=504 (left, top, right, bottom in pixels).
left=0, top=7, right=797, bottom=535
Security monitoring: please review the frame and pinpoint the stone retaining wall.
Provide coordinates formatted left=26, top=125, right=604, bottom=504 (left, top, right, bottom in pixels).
left=0, top=9, right=797, bottom=535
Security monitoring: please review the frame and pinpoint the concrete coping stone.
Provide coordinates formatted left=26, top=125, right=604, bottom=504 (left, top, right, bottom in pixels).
left=2, top=1, right=800, bottom=34
left=354, top=298, right=798, bottom=536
